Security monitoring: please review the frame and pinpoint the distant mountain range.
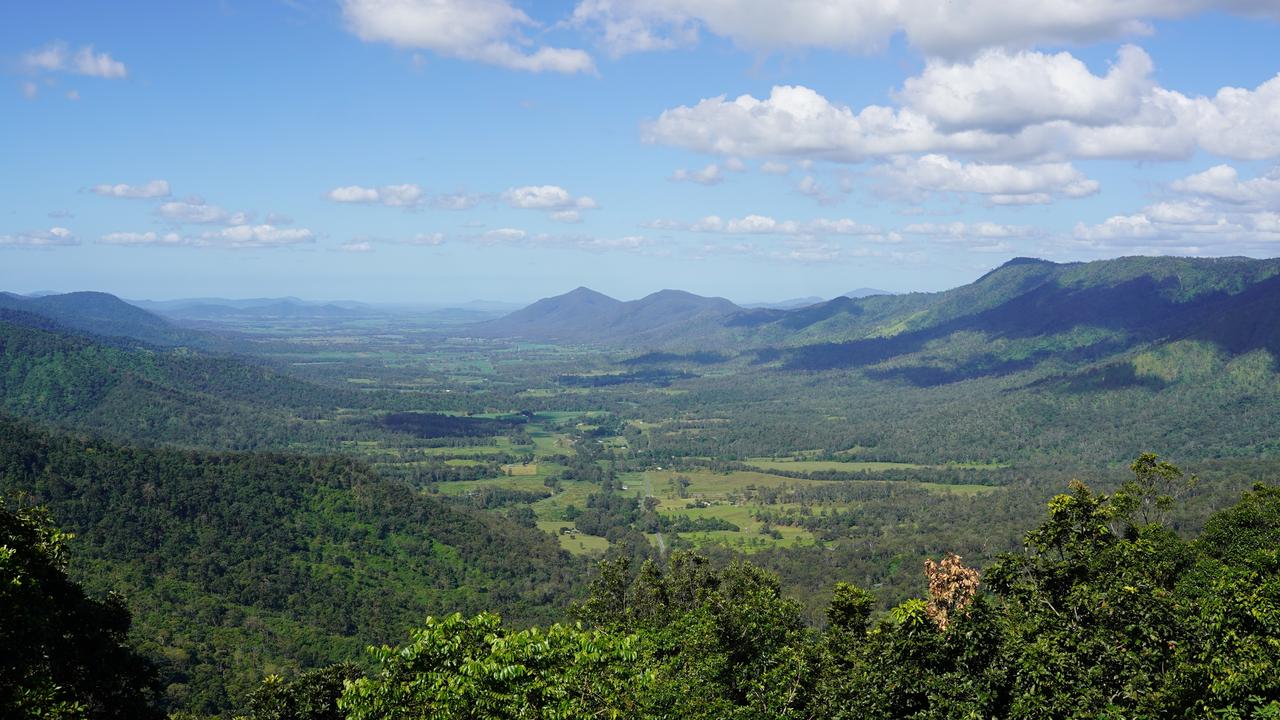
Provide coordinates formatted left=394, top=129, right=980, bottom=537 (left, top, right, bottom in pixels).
left=8, top=255, right=1280, bottom=390
left=471, top=256, right=1280, bottom=385
left=0, top=290, right=204, bottom=347
left=473, top=287, right=742, bottom=344
left=132, top=296, right=519, bottom=324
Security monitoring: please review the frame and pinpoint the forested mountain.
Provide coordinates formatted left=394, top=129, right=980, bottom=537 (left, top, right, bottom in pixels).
left=0, top=291, right=209, bottom=347
left=483, top=256, right=1280, bottom=387
left=0, top=419, right=584, bottom=714
left=0, top=315, right=360, bottom=449
left=474, top=287, right=742, bottom=343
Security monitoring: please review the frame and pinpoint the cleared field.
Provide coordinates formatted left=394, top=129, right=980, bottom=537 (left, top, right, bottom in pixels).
left=502, top=462, right=540, bottom=476
left=743, top=459, right=925, bottom=473
left=536, top=520, right=609, bottom=555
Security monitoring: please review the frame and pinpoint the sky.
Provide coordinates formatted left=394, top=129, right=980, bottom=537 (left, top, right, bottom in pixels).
left=2, top=1, right=1279, bottom=304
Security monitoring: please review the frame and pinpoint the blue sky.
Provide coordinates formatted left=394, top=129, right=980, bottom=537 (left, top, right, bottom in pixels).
left=2, top=1, right=1279, bottom=304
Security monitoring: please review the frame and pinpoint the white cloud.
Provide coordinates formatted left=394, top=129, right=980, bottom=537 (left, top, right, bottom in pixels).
left=760, top=161, right=790, bottom=175
left=23, top=42, right=127, bottom=78
left=91, top=180, right=171, bottom=199
left=670, top=164, right=723, bottom=185
left=570, top=1, right=1279, bottom=59
left=98, top=225, right=315, bottom=249
left=502, top=185, right=597, bottom=210
left=327, top=183, right=425, bottom=208
left=1171, top=164, right=1280, bottom=207
left=157, top=198, right=249, bottom=225
left=644, top=84, right=993, bottom=162
left=406, top=232, right=446, bottom=245
left=551, top=210, right=582, bottom=223
left=201, top=224, right=314, bottom=248
left=644, top=53, right=1280, bottom=164
left=482, top=227, right=528, bottom=242
left=339, top=241, right=375, bottom=253
left=573, top=234, right=658, bottom=252
left=898, top=45, right=1154, bottom=131
left=328, top=185, right=381, bottom=203
left=655, top=214, right=883, bottom=237
left=904, top=221, right=1040, bottom=239
left=874, top=154, right=1099, bottom=203
left=1066, top=162, right=1280, bottom=255
left=99, top=231, right=190, bottom=247
left=341, top=0, right=594, bottom=74
left=0, top=227, right=78, bottom=248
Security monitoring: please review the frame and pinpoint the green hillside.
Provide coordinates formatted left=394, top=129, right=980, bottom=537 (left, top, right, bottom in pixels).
left=0, top=419, right=584, bottom=715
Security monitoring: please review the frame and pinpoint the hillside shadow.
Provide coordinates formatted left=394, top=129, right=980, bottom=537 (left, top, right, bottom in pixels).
left=780, top=273, right=1280, bottom=382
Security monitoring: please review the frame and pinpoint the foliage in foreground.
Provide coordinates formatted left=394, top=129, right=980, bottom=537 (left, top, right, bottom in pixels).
left=7, top=456, right=1280, bottom=719
left=242, top=456, right=1280, bottom=719
left=0, top=498, right=162, bottom=720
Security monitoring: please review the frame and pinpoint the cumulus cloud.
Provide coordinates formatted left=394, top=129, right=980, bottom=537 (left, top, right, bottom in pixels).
left=99, top=231, right=190, bottom=247
left=551, top=210, right=583, bottom=223
left=327, top=183, right=425, bottom=208
left=671, top=164, right=723, bottom=185
left=0, top=227, right=78, bottom=248
left=1072, top=201, right=1280, bottom=254
left=570, top=0, right=1279, bottom=59
left=904, top=221, right=1040, bottom=239
left=874, top=154, right=1099, bottom=203
left=898, top=45, right=1154, bottom=132
left=342, top=0, right=594, bottom=74
left=1068, top=161, right=1280, bottom=254
left=98, top=225, right=315, bottom=249
left=91, top=180, right=171, bottom=199
left=1170, top=164, right=1280, bottom=207
left=156, top=198, right=249, bottom=225
left=502, top=185, right=597, bottom=210
left=406, top=232, right=446, bottom=245
left=651, top=214, right=883, bottom=238
left=23, top=42, right=127, bottom=78
left=643, top=49, right=1280, bottom=164
left=481, top=227, right=528, bottom=243
left=338, top=241, right=375, bottom=253
left=644, top=84, right=994, bottom=162
left=202, top=224, right=315, bottom=248
left=327, top=184, right=478, bottom=210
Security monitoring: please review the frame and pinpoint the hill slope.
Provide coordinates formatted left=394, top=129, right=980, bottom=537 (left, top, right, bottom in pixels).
left=0, top=418, right=583, bottom=714
left=475, top=287, right=741, bottom=343
left=481, top=257, right=1280, bottom=385
left=0, top=291, right=210, bottom=347
left=0, top=315, right=363, bottom=449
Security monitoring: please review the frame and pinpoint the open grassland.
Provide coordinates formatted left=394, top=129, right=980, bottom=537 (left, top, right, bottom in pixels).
left=743, top=459, right=926, bottom=473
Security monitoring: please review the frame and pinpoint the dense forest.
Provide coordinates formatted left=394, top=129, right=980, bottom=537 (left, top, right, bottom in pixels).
left=7, top=458, right=1278, bottom=718
left=0, top=419, right=583, bottom=714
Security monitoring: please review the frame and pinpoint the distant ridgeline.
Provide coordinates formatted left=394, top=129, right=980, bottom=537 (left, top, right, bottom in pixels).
left=0, top=308, right=370, bottom=450
left=474, top=256, right=1280, bottom=375
left=6, top=455, right=1279, bottom=718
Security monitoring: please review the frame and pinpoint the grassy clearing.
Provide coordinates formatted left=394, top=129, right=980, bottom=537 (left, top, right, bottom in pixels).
left=536, top=520, right=609, bottom=556
left=743, top=459, right=926, bottom=473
